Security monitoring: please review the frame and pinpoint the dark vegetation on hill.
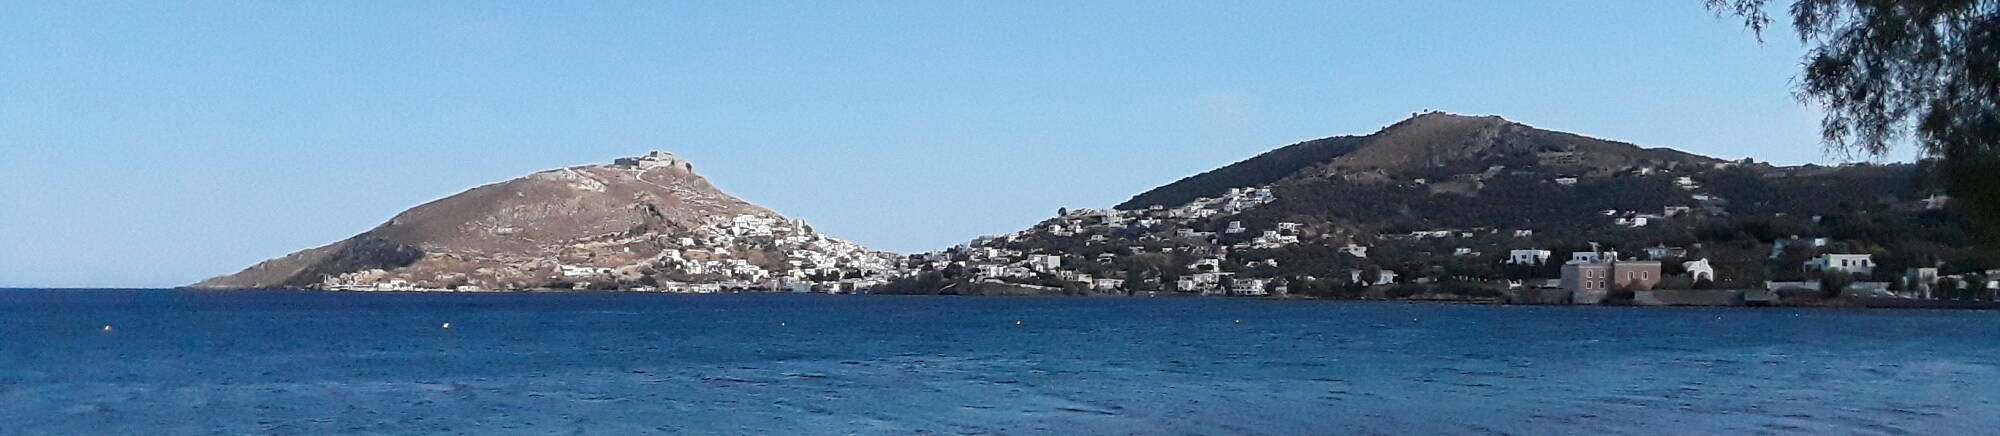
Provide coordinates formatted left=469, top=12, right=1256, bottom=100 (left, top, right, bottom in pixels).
left=1117, top=136, right=1365, bottom=210
left=1118, top=113, right=1716, bottom=211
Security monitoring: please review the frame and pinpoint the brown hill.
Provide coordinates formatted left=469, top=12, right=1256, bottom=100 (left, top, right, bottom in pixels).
left=192, top=152, right=896, bottom=290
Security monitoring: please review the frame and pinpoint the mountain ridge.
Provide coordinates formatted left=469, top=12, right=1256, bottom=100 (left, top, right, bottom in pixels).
left=1119, top=112, right=1718, bottom=210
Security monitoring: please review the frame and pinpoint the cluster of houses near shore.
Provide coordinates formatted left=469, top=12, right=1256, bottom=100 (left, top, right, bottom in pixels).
left=549, top=213, right=900, bottom=293
left=1509, top=247, right=1994, bottom=306
left=900, top=180, right=1702, bottom=299
left=312, top=151, right=1990, bottom=306
left=888, top=173, right=1993, bottom=306
left=902, top=186, right=1313, bottom=295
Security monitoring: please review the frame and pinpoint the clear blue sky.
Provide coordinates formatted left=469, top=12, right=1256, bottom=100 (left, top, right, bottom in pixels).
left=3, top=2, right=1856, bottom=288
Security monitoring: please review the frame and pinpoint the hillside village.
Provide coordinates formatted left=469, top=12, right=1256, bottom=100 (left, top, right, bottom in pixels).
left=199, top=114, right=2000, bottom=308
left=881, top=165, right=1994, bottom=307
left=876, top=113, right=2000, bottom=308
left=319, top=211, right=899, bottom=293
left=198, top=151, right=904, bottom=293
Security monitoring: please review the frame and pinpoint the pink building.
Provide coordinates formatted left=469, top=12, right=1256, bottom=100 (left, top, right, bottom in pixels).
left=1562, top=259, right=1663, bottom=304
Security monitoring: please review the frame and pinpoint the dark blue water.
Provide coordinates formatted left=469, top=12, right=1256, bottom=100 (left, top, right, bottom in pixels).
left=2, top=290, right=1997, bottom=435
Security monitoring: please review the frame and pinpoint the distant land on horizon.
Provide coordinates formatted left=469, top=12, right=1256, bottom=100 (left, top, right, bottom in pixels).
left=191, top=111, right=1998, bottom=308
left=873, top=111, right=1995, bottom=308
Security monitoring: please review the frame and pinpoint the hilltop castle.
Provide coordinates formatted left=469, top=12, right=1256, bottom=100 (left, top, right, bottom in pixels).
left=615, top=151, right=694, bottom=172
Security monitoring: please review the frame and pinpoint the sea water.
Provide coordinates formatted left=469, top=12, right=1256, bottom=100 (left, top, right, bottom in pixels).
left=2, top=289, right=1996, bottom=435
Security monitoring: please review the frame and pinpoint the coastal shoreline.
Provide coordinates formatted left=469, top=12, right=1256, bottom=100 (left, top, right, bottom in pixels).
left=145, top=288, right=2000, bottom=312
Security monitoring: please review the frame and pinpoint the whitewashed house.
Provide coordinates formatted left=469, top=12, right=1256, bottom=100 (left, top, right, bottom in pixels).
left=1644, top=246, right=1688, bottom=260
left=1337, top=244, right=1370, bottom=258
left=1806, top=253, right=1875, bottom=276
left=1092, top=278, right=1125, bottom=291
left=1508, top=250, right=1552, bottom=265
left=1336, top=244, right=1368, bottom=258
left=1684, top=258, right=1716, bottom=282
left=1003, top=266, right=1035, bottom=279
left=560, top=265, right=615, bottom=278
left=1922, top=195, right=1950, bottom=210
left=1230, top=278, right=1269, bottom=296
left=1570, top=250, right=1618, bottom=264
left=1027, top=254, right=1063, bottom=272
left=1348, top=269, right=1398, bottom=286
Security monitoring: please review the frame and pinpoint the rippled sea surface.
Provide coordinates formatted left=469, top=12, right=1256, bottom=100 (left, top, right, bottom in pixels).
left=3, top=290, right=1998, bottom=435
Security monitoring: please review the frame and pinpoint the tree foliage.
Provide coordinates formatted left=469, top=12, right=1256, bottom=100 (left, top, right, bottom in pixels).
left=1707, top=0, right=2000, bottom=243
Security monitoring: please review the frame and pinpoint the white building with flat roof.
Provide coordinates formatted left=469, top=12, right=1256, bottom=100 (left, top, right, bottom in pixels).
left=1509, top=250, right=1552, bottom=265
left=1807, top=254, right=1875, bottom=276
left=1570, top=251, right=1618, bottom=264
left=1231, top=278, right=1269, bottom=296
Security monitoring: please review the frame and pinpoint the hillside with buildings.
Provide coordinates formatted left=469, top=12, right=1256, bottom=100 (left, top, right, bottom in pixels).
left=191, top=152, right=901, bottom=292
left=882, top=112, right=2000, bottom=307
left=190, top=113, right=2000, bottom=305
